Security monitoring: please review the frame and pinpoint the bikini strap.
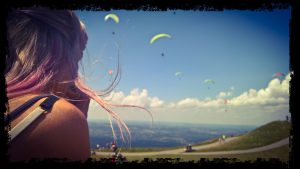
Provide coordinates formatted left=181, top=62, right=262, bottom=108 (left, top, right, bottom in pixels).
left=5, top=95, right=50, bottom=124
left=7, top=95, right=60, bottom=142
left=40, top=95, right=60, bottom=111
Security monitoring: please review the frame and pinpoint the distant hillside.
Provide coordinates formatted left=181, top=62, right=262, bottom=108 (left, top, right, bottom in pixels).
left=242, top=120, right=291, bottom=145
left=196, top=120, right=291, bottom=152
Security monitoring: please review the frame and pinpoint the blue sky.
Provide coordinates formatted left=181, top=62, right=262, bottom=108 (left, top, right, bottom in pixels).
left=75, top=9, right=291, bottom=125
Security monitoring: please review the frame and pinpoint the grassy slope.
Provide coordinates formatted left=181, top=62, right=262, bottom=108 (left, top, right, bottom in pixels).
left=96, top=121, right=290, bottom=153
left=195, top=120, right=291, bottom=152
left=92, top=121, right=291, bottom=162
left=134, top=144, right=290, bottom=162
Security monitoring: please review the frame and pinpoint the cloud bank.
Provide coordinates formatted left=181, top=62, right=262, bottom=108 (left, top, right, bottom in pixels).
left=88, top=74, right=290, bottom=125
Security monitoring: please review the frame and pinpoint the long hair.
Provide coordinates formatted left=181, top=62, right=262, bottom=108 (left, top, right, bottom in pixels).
left=5, top=8, right=152, bottom=144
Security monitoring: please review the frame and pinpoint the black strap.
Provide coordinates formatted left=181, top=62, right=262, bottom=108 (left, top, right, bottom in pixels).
left=40, top=95, right=60, bottom=111
left=5, top=95, right=59, bottom=124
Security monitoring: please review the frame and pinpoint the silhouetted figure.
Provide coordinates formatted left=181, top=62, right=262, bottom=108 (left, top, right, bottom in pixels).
left=111, top=141, right=118, bottom=152
left=185, top=144, right=192, bottom=152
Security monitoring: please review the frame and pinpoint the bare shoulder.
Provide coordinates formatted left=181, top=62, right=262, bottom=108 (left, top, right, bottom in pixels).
left=50, top=98, right=87, bottom=124
left=9, top=97, right=90, bottom=161
left=33, top=98, right=91, bottom=160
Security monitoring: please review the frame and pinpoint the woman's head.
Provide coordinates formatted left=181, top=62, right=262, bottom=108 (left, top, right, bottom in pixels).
left=6, top=8, right=152, bottom=145
left=6, top=7, right=88, bottom=98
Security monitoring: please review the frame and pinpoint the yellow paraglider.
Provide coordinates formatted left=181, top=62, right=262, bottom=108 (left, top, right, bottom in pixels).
left=104, top=13, right=119, bottom=23
left=150, top=33, right=172, bottom=44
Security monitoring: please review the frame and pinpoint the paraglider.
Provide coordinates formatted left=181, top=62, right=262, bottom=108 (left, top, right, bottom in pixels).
left=224, top=99, right=229, bottom=112
left=204, top=79, right=215, bottom=84
left=273, top=72, right=285, bottom=78
left=108, top=69, right=114, bottom=81
left=175, top=72, right=183, bottom=80
left=204, top=79, right=215, bottom=89
left=150, top=33, right=172, bottom=44
left=104, top=13, right=120, bottom=23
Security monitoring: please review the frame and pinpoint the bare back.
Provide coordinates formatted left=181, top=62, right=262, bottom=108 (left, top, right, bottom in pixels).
left=7, top=94, right=90, bottom=161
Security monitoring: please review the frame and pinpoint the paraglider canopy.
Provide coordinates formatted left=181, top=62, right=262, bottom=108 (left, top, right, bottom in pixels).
left=175, top=72, right=182, bottom=76
left=204, top=79, right=215, bottom=89
left=104, top=13, right=120, bottom=23
left=175, top=72, right=183, bottom=80
left=204, top=79, right=215, bottom=84
left=150, top=33, right=172, bottom=44
left=273, top=72, right=285, bottom=78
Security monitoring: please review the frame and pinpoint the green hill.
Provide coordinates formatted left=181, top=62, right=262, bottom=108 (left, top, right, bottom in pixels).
left=92, top=120, right=291, bottom=162
left=195, top=120, right=291, bottom=152
left=94, top=120, right=291, bottom=153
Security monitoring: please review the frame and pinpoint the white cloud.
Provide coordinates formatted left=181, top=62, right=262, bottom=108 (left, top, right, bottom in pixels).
left=173, top=74, right=289, bottom=108
left=150, top=97, right=164, bottom=107
left=90, top=73, right=290, bottom=110
left=177, top=98, right=200, bottom=107
left=216, top=91, right=232, bottom=99
left=88, top=74, right=290, bottom=125
left=103, top=88, right=164, bottom=108
left=230, top=74, right=290, bottom=106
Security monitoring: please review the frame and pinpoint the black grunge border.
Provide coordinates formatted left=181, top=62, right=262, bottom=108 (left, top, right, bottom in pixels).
left=0, top=0, right=298, bottom=169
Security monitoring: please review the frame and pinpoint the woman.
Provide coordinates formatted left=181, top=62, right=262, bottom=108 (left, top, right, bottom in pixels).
left=5, top=8, right=139, bottom=162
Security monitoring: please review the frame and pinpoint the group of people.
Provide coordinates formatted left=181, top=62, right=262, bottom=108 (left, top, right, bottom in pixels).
left=90, top=141, right=126, bottom=163
left=109, top=142, right=127, bottom=164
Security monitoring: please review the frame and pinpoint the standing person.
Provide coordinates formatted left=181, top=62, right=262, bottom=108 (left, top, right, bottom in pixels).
left=222, top=134, right=226, bottom=142
left=111, top=141, right=118, bottom=152
left=5, top=7, right=147, bottom=162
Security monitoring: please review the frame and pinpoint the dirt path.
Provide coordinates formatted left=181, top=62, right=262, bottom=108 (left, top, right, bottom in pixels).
left=94, top=137, right=289, bottom=157
left=182, top=137, right=289, bottom=156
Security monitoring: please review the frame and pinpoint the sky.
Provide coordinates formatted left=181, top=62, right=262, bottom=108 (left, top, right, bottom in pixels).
left=75, top=9, right=291, bottom=126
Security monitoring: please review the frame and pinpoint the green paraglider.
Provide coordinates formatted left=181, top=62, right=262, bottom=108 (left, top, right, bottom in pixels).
left=204, top=79, right=215, bottom=84
left=204, top=79, right=215, bottom=89
left=175, top=72, right=182, bottom=76
left=175, top=72, right=183, bottom=80
left=150, top=33, right=172, bottom=44
left=104, top=14, right=120, bottom=23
